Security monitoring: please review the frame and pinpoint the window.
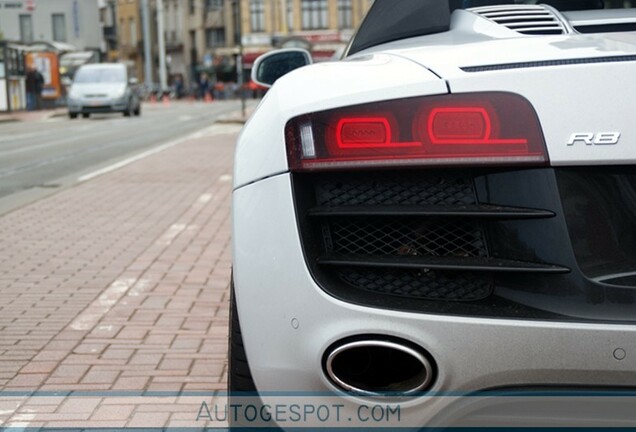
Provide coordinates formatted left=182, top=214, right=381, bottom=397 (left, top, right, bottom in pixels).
left=120, top=18, right=126, bottom=44
left=0, top=49, right=4, bottom=79
left=206, top=28, right=225, bottom=48
left=337, top=0, right=352, bottom=29
left=190, top=30, right=197, bottom=57
left=19, top=15, right=33, bottom=43
left=74, top=67, right=126, bottom=84
left=52, top=14, right=67, bottom=42
left=172, top=1, right=181, bottom=37
left=287, top=0, right=294, bottom=31
left=250, top=0, right=265, bottom=32
left=189, top=0, right=196, bottom=14
left=206, top=0, right=222, bottom=10
left=129, top=18, right=137, bottom=46
left=301, top=0, right=328, bottom=30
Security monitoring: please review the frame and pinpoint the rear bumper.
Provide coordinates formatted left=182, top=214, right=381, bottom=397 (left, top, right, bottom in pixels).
left=68, top=99, right=128, bottom=114
left=232, top=172, right=636, bottom=426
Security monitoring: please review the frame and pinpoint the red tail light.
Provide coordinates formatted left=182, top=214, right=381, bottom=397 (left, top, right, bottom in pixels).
left=337, top=117, right=391, bottom=148
left=286, top=92, right=548, bottom=171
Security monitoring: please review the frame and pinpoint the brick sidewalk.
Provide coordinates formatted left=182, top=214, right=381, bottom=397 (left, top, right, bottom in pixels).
left=0, top=123, right=242, bottom=428
left=0, top=108, right=67, bottom=123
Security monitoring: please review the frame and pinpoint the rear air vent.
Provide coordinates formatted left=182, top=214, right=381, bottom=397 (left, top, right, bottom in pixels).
left=293, top=171, right=567, bottom=308
left=468, top=5, right=569, bottom=35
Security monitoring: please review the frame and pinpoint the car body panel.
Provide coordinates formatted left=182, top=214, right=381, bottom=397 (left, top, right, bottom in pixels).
left=362, top=10, right=636, bottom=165
left=233, top=172, right=636, bottom=424
left=231, top=2, right=636, bottom=427
left=233, top=54, right=447, bottom=189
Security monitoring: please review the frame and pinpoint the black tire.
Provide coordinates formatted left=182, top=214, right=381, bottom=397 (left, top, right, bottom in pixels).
left=82, top=113, right=90, bottom=119
left=228, top=280, right=257, bottom=392
left=228, top=279, right=283, bottom=430
left=69, top=113, right=78, bottom=119
left=123, top=106, right=131, bottom=117
left=133, top=105, right=141, bottom=116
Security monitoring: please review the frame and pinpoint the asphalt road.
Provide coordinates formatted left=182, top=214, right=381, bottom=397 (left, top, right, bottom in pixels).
left=0, top=100, right=241, bottom=213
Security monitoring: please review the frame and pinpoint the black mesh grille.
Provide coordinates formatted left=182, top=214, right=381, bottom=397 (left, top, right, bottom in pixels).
left=298, top=172, right=495, bottom=304
left=326, top=218, right=487, bottom=258
left=315, top=176, right=475, bottom=207
left=338, top=268, right=493, bottom=301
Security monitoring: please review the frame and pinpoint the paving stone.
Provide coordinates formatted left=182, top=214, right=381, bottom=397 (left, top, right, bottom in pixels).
left=0, top=123, right=239, bottom=428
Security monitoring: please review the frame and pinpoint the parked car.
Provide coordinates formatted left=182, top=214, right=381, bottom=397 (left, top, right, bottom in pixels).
left=67, top=63, right=141, bottom=119
left=231, top=0, right=636, bottom=427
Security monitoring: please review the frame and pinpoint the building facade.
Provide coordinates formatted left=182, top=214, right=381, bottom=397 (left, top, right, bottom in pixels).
left=0, top=0, right=102, bottom=49
left=163, top=0, right=188, bottom=85
left=235, top=0, right=374, bottom=66
left=99, top=0, right=118, bottom=61
left=115, top=0, right=189, bottom=87
left=182, top=0, right=235, bottom=86
left=183, top=0, right=373, bottom=86
left=116, top=0, right=149, bottom=81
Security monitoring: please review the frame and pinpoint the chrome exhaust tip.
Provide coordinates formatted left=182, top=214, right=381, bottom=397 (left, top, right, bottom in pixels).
left=324, top=337, right=435, bottom=396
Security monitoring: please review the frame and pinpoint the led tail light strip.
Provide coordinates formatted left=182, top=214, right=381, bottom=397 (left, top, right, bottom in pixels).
left=286, top=92, right=548, bottom=171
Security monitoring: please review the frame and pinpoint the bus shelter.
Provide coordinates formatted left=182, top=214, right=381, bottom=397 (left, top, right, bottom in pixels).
left=0, top=42, right=27, bottom=112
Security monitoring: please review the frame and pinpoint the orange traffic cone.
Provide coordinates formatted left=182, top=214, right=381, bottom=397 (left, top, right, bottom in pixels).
left=162, top=94, right=170, bottom=106
left=204, top=92, right=213, bottom=103
left=149, top=94, right=157, bottom=104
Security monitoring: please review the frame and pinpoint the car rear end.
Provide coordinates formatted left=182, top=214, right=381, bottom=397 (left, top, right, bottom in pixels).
left=231, top=2, right=636, bottom=428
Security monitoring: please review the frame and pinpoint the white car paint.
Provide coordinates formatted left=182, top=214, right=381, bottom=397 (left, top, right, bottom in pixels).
left=232, top=4, right=636, bottom=427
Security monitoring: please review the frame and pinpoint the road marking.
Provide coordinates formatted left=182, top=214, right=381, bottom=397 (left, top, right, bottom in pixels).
left=156, top=223, right=187, bottom=246
left=198, top=193, right=213, bottom=203
left=69, top=278, right=138, bottom=330
left=77, top=123, right=225, bottom=183
left=219, top=174, right=232, bottom=182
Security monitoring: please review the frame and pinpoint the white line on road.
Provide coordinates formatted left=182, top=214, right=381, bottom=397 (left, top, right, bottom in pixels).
left=77, top=123, right=231, bottom=183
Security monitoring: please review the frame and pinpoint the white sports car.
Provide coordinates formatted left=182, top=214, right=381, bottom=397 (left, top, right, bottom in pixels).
left=231, top=0, right=636, bottom=427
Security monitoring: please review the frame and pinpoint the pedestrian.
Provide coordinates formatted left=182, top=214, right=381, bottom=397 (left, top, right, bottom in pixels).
left=25, top=65, right=45, bottom=111
left=199, top=72, right=211, bottom=100
left=173, top=74, right=185, bottom=99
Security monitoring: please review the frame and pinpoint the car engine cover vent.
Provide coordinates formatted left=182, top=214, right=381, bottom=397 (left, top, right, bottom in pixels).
left=468, top=4, right=570, bottom=35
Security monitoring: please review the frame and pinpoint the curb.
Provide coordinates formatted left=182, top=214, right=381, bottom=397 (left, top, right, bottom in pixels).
left=216, top=117, right=248, bottom=125
left=216, top=107, right=254, bottom=125
left=0, top=108, right=67, bottom=123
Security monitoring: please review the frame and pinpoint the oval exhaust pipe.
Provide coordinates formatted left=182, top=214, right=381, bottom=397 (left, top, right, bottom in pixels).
left=324, top=338, right=435, bottom=396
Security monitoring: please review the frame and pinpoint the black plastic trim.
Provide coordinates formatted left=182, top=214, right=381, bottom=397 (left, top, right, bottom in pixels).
left=318, top=254, right=570, bottom=274
left=309, top=204, right=555, bottom=219
left=575, top=23, right=636, bottom=33
left=461, top=55, right=636, bottom=72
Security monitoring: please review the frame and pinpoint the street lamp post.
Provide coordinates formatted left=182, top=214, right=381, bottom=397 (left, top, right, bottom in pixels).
left=141, top=0, right=153, bottom=88
left=236, top=0, right=246, bottom=118
left=156, top=0, right=168, bottom=93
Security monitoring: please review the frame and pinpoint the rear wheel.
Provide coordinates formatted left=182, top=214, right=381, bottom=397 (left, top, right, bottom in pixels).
left=229, top=278, right=284, bottom=429
left=123, top=100, right=134, bottom=117
left=69, top=113, right=78, bottom=119
left=82, top=113, right=90, bottom=119
left=133, top=104, right=141, bottom=116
